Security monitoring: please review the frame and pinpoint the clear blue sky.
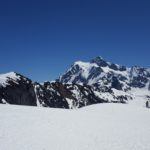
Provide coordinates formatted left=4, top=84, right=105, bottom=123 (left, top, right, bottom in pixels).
left=0, top=0, right=150, bottom=81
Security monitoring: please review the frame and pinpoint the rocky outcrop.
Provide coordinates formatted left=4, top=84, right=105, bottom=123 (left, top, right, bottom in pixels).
left=34, top=82, right=106, bottom=108
left=0, top=72, right=36, bottom=106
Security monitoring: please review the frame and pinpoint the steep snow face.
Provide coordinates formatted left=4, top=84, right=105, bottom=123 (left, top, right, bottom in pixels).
left=59, top=61, right=101, bottom=85
left=74, top=61, right=99, bottom=79
left=0, top=72, right=20, bottom=87
left=0, top=104, right=150, bottom=150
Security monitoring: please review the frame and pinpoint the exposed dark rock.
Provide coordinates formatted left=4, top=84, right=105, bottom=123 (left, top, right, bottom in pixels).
left=90, top=56, right=108, bottom=67
left=111, top=76, right=123, bottom=90
left=0, top=73, right=36, bottom=106
left=110, top=63, right=119, bottom=71
left=35, top=82, right=106, bottom=108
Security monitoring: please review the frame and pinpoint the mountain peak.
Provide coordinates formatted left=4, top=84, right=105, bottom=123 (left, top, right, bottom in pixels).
left=90, top=56, right=108, bottom=67
left=91, top=56, right=104, bottom=62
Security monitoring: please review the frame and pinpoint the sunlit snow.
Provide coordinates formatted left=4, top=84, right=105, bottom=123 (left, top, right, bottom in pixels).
left=0, top=103, right=150, bottom=150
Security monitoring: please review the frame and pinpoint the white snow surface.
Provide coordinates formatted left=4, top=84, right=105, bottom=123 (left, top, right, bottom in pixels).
left=0, top=103, right=150, bottom=150
left=128, top=87, right=150, bottom=107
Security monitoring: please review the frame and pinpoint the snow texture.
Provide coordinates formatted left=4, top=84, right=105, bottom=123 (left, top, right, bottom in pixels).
left=0, top=103, right=150, bottom=150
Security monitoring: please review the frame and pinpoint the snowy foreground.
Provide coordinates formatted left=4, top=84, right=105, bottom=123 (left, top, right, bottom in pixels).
left=0, top=103, right=150, bottom=150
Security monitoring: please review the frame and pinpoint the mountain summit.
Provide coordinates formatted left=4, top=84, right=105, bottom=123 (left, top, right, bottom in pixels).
left=90, top=56, right=109, bottom=67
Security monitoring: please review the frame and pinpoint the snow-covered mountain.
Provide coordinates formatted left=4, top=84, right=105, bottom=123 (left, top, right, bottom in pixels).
left=59, top=56, right=150, bottom=104
left=60, top=56, right=150, bottom=89
left=0, top=56, right=150, bottom=108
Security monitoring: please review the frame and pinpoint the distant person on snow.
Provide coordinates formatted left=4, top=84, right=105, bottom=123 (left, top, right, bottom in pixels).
left=146, top=101, right=149, bottom=108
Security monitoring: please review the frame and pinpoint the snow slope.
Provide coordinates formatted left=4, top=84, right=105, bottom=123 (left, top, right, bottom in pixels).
left=0, top=104, right=150, bottom=150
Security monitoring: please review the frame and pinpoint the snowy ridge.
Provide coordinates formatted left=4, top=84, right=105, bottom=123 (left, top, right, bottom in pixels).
left=0, top=72, right=20, bottom=87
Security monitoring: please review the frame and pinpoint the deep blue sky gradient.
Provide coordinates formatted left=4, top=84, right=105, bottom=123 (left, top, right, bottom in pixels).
left=0, top=0, right=150, bottom=81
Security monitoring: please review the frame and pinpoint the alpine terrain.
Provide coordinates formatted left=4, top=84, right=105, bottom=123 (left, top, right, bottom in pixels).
left=0, top=56, right=150, bottom=150
left=0, top=56, right=150, bottom=108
